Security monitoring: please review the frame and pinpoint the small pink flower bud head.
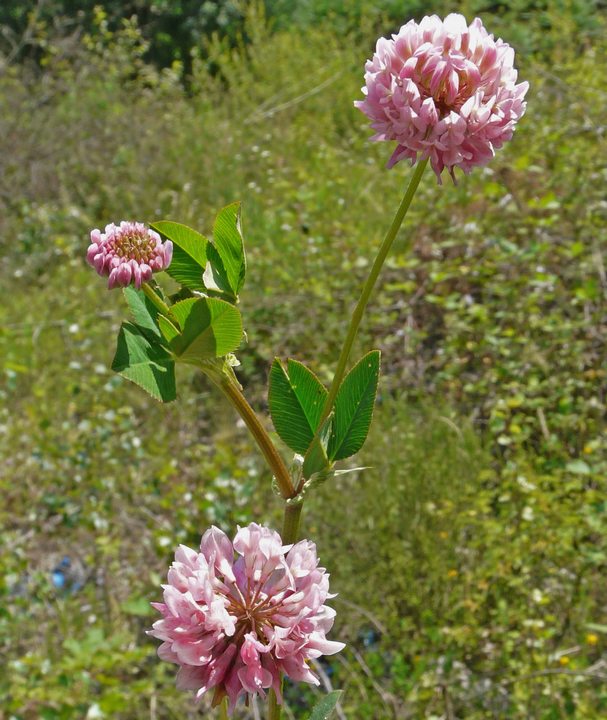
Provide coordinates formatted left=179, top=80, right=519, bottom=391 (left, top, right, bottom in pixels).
left=149, top=523, right=345, bottom=713
left=86, top=221, right=173, bottom=289
left=355, top=14, right=529, bottom=182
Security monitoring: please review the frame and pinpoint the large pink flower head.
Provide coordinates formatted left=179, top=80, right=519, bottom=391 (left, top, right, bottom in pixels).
left=149, top=524, right=345, bottom=712
left=86, top=221, right=173, bottom=289
left=355, top=13, right=529, bottom=182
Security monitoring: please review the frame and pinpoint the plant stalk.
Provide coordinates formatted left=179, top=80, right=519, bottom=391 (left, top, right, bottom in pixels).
left=282, top=502, right=303, bottom=544
left=147, top=279, right=293, bottom=498
left=141, top=281, right=173, bottom=318
left=268, top=688, right=281, bottom=720
left=217, top=373, right=296, bottom=500
left=279, top=160, right=428, bottom=544
left=219, top=698, right=229, bottom=720
left=320, top=158, right=428, bottom=424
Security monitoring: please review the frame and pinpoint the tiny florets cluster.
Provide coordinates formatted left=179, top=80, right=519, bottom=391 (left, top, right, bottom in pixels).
left=149, top=524, right=345, bottom=713
left=86, top=221, right=173, bottom=289
left=355, top=13, right=529, bottom=181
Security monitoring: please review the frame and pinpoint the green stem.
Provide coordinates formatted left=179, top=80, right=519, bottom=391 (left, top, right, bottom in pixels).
left=219, top=698, right=229, bottom=720
left=279, top=161, right=427, bottom=545
left=320, top=158, right=428, bottom=424
left=141, top=281, right=173, bottom=317
left=144, top=280, right=293, bottom=498
left=217, top=372, right=296, bottom=500
left=282, top=503, right=303, bottom=545
left=268, top=688, right=281, bottom=720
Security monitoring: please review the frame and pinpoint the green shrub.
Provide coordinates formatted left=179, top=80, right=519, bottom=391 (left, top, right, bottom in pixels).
left=308, top=401, right=607, bottom=717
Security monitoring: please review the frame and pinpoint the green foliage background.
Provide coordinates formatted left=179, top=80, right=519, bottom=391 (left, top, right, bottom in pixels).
left=1, top=1, right=606, bottom=718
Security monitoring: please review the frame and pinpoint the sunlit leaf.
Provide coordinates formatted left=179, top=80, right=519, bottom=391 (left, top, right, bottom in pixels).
left=111, top=322, right=176, bottom=402
left=169, top=297, right=243, bottom=362
left=123, top=286, right=162, bottom=339
left=152, top=220, right=208, bottom=291
left=329, top=351, right=380, bottom=461
left=269, top=358, right=328, bottom=454
left=209, top=202, right=246, bottom=299
left=308, top=690, right=343, bottom=720
left=302, top=413, right=333, bottom=480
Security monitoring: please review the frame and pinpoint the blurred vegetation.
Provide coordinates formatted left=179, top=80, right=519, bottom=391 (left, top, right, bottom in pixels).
left=1, top=0, right=604, bottom=71
left=1, top=1, right=607, bottom=718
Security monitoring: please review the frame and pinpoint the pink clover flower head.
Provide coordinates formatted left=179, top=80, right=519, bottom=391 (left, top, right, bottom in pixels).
left=355, top=13, right=529, bottom=182
left=149, top=523, right=345, bottom=713
left=86, top=221, right=173, bottom=289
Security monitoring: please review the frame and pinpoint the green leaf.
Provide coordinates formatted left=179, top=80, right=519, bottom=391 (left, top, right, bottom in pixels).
left=565, top=459, right=591, bottom=475
left=152, top=220, right=208, bottom=291
left=269, top=358, right=328, bottom=455
left=64, top=628, right=105, bottom=657
left=169, top=297, right=243, bottom=362
left=158, top=315, right=180, bottom=344
left=123, top=286, right=162, bottom=339
left=308, top=690, right=343, bottom=720
left=210, top=202, right=246, bottom=298
left=302, top=412, right=333, bottom=480
left=111, top=322, right=176, bottom=402
left=329, top=350, right=380, bottom=461
left=169, top=286, right=195, bottom=304
left=203, top=243, right=237, bottom=302
left=121, top=597, right=154, bottom=617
